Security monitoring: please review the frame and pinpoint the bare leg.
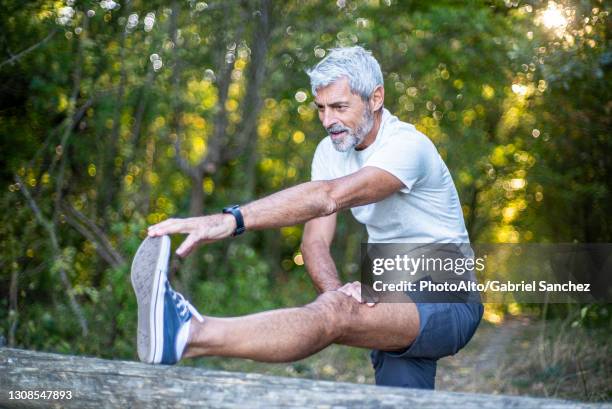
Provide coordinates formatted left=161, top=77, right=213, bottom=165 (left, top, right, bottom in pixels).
left=183, top=291, right=419, bottom=362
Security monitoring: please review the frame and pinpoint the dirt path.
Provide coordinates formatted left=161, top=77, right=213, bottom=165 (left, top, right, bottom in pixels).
left=435, top=317, right=530, bottom=393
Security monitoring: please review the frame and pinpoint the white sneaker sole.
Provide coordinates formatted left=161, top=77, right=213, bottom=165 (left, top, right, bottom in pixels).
left=130, top=235, right=170, bottom=364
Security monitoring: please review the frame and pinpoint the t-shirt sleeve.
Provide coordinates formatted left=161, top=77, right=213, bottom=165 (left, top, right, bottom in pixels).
left=364, top=132, right=435, bottom=194
left=311, top=139, right=333, bottom=181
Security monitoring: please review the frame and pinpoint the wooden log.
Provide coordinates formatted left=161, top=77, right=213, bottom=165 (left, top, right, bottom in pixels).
left=0, top=348, right=608, bottom=409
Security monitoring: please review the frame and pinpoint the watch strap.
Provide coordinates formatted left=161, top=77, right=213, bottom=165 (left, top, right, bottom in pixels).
left=222, top=205, right=246, bottom=236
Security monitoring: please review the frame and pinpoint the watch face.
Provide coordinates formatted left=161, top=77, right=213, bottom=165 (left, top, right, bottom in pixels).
left=223, top=205, right=239, bottom=213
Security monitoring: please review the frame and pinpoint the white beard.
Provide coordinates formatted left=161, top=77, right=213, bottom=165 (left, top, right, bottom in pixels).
left=328, top=107, right=374, bottom=152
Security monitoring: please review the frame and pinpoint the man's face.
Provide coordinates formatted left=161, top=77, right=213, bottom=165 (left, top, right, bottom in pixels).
left=314, top=77, right=374, bottom=152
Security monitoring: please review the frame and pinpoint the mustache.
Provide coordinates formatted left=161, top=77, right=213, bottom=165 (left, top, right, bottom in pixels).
left=326, top=124, right=350, bottom=134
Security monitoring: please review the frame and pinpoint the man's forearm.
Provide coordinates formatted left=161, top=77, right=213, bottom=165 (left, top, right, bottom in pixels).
left=240, top=181, right=336, bottom=231
left=148, top=180, right=339, bottom=257
left=301, top=240, right=342, bottom=293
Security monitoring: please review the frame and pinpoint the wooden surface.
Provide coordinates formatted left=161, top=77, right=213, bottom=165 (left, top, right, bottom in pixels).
left=0, top=347, right=609, bottom=409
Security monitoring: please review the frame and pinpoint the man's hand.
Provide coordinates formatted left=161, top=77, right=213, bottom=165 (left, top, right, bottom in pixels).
left=337, top=281, right=377, bottom=307
left=148, top=214, right=236, bottom=257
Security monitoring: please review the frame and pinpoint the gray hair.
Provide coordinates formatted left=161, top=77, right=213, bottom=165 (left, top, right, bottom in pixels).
left=306, top=46, right=383, bottom=101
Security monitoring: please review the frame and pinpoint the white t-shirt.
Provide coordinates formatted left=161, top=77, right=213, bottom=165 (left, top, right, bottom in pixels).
left=311, top=108, right=470, bottom=244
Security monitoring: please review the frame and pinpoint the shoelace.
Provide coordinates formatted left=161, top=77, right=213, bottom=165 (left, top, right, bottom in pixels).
left=171, top=291, right=190, bottom=318
left=166, top=283, right=204, bottom=322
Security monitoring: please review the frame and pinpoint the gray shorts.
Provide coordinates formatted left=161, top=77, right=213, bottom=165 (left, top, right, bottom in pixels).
left=370, top=302, right=483, bottom=389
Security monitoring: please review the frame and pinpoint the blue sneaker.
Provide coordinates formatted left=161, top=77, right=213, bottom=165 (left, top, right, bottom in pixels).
left=131, top=235, right=203, bottom=364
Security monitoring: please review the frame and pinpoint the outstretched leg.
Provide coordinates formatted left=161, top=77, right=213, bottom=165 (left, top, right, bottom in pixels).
left=131, top=235, right=418, bottom=365
left=183, top=290, right=419, bottom=362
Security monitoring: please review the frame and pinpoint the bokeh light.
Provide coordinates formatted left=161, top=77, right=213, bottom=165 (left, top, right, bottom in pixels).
left=541, top=2, right=568, bottom=29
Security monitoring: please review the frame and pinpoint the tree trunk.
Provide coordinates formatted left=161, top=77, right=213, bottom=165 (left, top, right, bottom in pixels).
left=189, top=173, right=204, bottom=217
left=0, top=348, right=600, bottom=409
left=180, top=173, right=205, bottom=296
left=8, top=267, right=18, bottom=347
left=99, top=0, right=131, bottom=223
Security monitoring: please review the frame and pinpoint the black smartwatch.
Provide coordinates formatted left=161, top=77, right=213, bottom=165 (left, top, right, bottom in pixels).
left=222, top=204, right=246, bottom=236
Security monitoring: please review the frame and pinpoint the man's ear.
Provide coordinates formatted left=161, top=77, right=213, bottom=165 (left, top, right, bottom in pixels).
left=369, top=85, right=385, bottom=112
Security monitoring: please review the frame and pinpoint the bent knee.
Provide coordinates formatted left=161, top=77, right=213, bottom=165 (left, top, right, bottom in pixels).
left=307, top=291, right=360, bottom=339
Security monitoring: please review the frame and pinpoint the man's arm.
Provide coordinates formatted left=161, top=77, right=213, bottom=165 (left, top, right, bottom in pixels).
left=148, top=166, right=403, bottom=257
left=301, top=214, right=341, bottom=293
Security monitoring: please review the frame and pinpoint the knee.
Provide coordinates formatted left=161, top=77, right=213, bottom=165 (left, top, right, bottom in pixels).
left=307, top=291, right=360, bottom=340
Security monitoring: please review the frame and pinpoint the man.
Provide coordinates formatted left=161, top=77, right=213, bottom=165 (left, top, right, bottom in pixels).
left=131, top=46, right=483, bottom=389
